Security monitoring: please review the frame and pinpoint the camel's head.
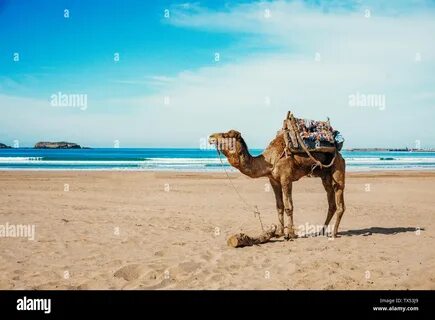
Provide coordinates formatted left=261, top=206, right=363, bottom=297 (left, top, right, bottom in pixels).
left=208, top=130, right=246, bottom=158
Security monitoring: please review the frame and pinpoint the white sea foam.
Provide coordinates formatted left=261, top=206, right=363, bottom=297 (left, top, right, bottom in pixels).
left=0, top=157, right=43, bottom=162
left=3, top=157, right=434, bottom=165
left=0, top=156, right=434, bottom=171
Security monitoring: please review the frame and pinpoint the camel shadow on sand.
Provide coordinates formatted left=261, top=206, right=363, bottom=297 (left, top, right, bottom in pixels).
left=338, top=226, right=424, bottom=237
left=245, top=227, right=423, bottom=247
left=298, top=226, right=424, bottom=239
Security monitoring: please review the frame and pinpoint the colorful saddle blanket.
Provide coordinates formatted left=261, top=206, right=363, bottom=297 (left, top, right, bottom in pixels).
left=295, top=118, right=335, bottom=144
left=281, top=112, right=344, bottom=152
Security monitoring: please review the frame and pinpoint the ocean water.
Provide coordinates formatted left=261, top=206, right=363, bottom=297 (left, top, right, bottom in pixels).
left=0, top=148, right=434, bottom=172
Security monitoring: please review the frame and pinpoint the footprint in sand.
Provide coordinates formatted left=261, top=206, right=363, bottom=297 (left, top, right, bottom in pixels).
left=113, top=264, right=145, bottom=281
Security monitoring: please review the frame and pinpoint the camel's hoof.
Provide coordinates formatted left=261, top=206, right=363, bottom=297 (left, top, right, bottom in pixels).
left=274, top=228, right=285, bottom=238
left=283, top=227, right=298, bottom=240
left=274, top=228, right=284, bottom=238
left=328, top=233, right=340, bottom=239
left=316, top=229, right=327, bottom=237
left=284, top=233, right=298, bottom=241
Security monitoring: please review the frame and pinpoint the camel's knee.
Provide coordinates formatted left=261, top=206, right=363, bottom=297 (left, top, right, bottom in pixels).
left=333, top=182, right=345, bottom=192
left=276, top=209, right=284, bottom=223
left=336, top=208, right=344, bottom=218
left=284, top=207, right=293, bottom=217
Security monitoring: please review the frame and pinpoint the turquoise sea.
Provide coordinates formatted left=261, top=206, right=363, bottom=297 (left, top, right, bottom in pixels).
left=0, top=148, right=434, bottom=171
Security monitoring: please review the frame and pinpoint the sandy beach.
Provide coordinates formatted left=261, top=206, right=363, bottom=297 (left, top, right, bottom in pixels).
left=0, top=170, right=434, bottom=290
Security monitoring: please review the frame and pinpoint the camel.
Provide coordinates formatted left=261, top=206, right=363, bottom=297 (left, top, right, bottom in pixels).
left=209, top=129, right=346, bottom=239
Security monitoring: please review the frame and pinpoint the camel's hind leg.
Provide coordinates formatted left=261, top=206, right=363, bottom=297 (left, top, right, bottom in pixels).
left=331, top=155, right=346, bottom=238
left=320, top=173, right=337, bottom=236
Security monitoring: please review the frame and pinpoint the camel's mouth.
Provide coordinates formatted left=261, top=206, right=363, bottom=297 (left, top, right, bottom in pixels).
left=208, top=131, right=239, bottom=154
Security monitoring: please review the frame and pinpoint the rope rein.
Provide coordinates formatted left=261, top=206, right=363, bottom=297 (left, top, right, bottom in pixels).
left=216, top=150, right=265, bottom=231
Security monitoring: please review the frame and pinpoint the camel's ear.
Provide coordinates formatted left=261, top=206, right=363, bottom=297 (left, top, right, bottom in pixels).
left=227, top=130, right=241, bottom=139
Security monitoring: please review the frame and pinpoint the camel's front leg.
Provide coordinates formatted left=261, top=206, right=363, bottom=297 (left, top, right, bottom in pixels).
left=269, top=178, right=284, bottom=237
left=281, top=181, right=297, bottom=240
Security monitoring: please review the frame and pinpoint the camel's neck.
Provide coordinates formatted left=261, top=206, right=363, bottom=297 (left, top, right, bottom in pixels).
left=227, top=135, right=285, bottom=178
left=238, top=151, right=271, bottom=178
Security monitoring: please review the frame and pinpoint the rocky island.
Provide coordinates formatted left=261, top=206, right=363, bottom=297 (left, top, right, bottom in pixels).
left=0, top=143, right=11, bottom=148
left=34, top=141, right=82, bottom=149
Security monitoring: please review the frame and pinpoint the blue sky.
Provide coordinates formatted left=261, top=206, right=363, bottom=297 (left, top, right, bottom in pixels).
left=0, top=0, right=240, bottom=98
left=1, top=0, right=435, bottom=148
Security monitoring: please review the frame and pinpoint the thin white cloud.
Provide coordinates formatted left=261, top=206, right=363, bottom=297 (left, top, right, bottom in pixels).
left=168, top=0, right=435, bottom=63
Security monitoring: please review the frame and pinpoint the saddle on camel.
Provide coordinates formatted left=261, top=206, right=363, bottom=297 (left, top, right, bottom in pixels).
left=279, top=111, right=344, bottom=170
